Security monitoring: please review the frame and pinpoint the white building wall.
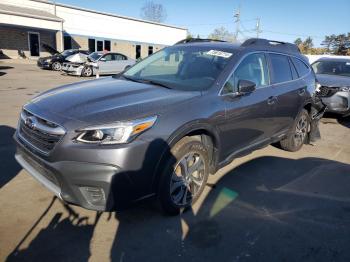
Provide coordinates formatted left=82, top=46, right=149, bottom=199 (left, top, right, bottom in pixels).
left=0, top=13, right=61, bottom=31
left=1, top=0, right=187, bottom=45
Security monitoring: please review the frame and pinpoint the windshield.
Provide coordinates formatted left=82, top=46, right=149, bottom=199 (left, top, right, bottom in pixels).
left=312, top=60, right=350, bottom=77
left=123, top=45, right=234, bottom=91
left=61, top=50, right=76, bottom=57
left=88, top=52, right=103, bottom=61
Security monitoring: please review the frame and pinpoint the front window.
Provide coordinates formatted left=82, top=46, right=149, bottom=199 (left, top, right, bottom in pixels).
left=312, top=60, right=350, bottom=77
left=124, top=45, right=234, bottom=91
left=222, top=53, right=269, bottom=94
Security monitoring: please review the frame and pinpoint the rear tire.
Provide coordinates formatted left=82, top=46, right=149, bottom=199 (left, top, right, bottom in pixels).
left=280, top=109, right=310, bottom=152
left=158, top=137, right=210, bottom=215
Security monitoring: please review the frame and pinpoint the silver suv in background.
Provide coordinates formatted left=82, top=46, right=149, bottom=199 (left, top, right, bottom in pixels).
left=62, top=52, right=135, bottom=77
left=312, top=57, right=350, bottom=116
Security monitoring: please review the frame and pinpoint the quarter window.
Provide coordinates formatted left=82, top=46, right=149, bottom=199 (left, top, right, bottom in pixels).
left=291, top=57, right=310, bottom=77
left=223, top=53, right=269, bottom=94
left=269, top=54, right=293, bottom=84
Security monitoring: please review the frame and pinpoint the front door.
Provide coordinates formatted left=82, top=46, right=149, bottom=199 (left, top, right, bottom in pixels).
left=219, top=52, right=274, bottom=159
left=29, top=33, right=40, bottom=57
left=98, top=54, right=115, bottom=74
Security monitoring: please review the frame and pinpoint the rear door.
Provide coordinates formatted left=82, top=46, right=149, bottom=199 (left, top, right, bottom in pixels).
left=266, top=53, right=304, bottom=134
left=113, top=54, right=129, bottom=73
left=220, top=52, right=276, bottom=158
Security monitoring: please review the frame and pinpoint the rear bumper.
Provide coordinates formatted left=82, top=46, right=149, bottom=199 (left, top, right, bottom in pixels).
left=321, top=91, right=350, bottom=115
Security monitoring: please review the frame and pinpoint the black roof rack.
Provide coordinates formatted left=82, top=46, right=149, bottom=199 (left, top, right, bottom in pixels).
left=175, top=38, right=227, bottom=45
left=241, top=38, right=300, bottom=54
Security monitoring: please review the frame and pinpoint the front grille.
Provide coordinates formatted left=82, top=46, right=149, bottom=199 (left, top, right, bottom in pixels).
left=318, top=86, right=338, bottom=97
left=18, top=109, right=65, bottom=155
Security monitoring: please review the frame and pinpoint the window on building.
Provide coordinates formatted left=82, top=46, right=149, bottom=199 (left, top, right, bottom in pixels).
left=104, top=40, right=111, bottom=51
left=64, top=36, right=72, bottom=50
left=97, top=41, right=103, bottom=52
left=88, top=39, right=96, bottom=52
left=136, top=45, right=141, bottom=59
left=269, top=54, right=293, bottom=84
left=148, top=46, right=153, bottom=56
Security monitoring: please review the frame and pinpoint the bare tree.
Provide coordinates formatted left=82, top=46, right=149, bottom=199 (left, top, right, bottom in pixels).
left=140, top=1, right=167, bottom=23
left=208, top=27, right=236, bottom=42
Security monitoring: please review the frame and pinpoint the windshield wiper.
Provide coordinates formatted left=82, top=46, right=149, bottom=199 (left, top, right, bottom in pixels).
left=121, top=75, right=171, bottom=89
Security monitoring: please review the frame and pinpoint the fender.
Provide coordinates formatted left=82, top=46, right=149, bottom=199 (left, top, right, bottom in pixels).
left=150, top=119, right=222, bottom=192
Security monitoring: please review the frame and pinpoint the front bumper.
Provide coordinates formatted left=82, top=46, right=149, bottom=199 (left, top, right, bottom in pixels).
left=14, top=131, right=163, bottom=211
left=37, top=60, right=51, bottom=69
left=321, top=91, right=350, bottom=115
left=61, top=63, right=84, bottom=76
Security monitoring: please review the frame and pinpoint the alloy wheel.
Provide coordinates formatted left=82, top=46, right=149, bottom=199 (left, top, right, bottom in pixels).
left=294, top=114, right=308, bottom=146
left=52, top=62, right=61, bottom=71
left=170, top=152, right=206, bottom=206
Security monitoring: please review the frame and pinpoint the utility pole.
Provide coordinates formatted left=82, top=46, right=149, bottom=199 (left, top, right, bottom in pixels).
left=255, top=18, right=262, bottom=38
left=234, top=7, right=240, bottom=42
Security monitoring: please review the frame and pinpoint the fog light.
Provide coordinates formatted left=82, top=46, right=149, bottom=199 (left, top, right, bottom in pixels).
left=79, top=186, right=106, bottom=206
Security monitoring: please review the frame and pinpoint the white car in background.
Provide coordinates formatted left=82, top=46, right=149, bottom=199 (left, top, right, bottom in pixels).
left=62, top=52, right=136, bottom=77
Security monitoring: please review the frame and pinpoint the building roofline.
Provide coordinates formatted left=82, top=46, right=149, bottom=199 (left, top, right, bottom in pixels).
left=30, top=0, right=187, bottom=31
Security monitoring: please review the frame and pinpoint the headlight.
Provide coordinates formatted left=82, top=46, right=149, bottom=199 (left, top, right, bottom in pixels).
left=340, top=87, right=350, bottom=92
left=45, top=58, right=52, bottom=63
left=315, top=82, right=321, bottom=92
left=76, top=116, right=157, bottom=144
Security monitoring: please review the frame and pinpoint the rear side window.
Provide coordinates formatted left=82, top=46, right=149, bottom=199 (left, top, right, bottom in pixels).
left=269, top=54, right=293, bottom=84
left=291, top=57, right=310, bottom=77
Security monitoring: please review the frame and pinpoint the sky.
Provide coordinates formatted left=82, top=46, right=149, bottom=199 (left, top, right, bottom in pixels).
left=56, top=0, right=350, bottom=47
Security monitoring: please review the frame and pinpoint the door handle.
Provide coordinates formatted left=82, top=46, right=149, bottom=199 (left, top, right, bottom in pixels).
left=298, top=87, right=306, bottom=96
left=267, top=96, right=277, bottom=105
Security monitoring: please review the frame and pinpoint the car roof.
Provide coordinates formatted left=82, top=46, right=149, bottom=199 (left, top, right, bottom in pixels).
left=174, top=38, right=302, bottom=57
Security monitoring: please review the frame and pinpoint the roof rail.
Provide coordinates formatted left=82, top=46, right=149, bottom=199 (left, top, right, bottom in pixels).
left=241, top=38, right=300, bottom=53
left=175, top=38, right=227, bottom=45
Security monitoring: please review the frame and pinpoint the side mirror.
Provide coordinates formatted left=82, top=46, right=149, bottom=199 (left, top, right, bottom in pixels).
left=238, top=79, right=256, bottom=94
left=100, top=58, right=106, bottom=62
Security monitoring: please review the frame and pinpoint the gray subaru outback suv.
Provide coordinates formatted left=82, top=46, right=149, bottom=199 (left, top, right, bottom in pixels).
left=14, top=38, right=320, bottom=214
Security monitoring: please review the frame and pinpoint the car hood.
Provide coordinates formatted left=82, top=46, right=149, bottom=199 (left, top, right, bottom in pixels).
left=39, top=54, right=63, bottom=61
left=316, top=74, right=350, bottom=88
left=28, top=77, right=200, bottom=126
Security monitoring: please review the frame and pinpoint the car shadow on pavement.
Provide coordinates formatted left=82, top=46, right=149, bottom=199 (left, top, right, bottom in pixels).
left=7, top=197, right=102, bottom=262
left=322, top=113, right=350, bottom=129
left=109, top=156, right=350, bottom=262
left=5, top=143, right=350, bottom=261
left=0, top=125, right=21, bottom=188
left=0, top=66, right=14, bottom=77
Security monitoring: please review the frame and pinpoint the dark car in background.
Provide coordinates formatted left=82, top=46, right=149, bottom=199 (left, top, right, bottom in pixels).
left=312, top=57, right=350, bottom=116
left=37, top=49, right=90, bottom=71
left=15, top=38, right=320, bottom=215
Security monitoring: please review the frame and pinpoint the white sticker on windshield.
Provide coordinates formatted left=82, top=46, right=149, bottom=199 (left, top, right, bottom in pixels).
left=346, top=62, right=350, bottom=66
left=206, top=50, right=233, bottom=58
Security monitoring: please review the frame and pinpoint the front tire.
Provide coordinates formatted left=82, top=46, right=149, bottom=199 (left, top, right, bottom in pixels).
left=280, top=109, right=310, bottom=152
left=158, top=137, right=210, bottom=215
left=51, top=62, right=62, bottom=71
left=81, top=66, right=93, bottom=77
